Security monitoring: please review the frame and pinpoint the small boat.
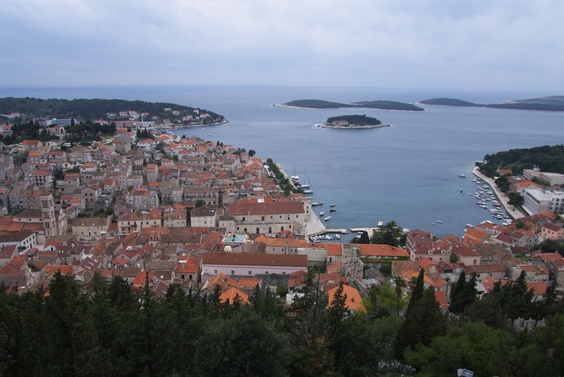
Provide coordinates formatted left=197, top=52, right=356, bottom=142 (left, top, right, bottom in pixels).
left=436, top=220, right=442, bottom=224
left=330, top=203, right=336, bottom=207
left=303, top=189, right=313, bottom=194
left=377, top=221, right=384, bottom=227
left=335, top=234, right=341, bottom=240
left=459, top=188, right=464, bottom=193
left=324, top=216, right=332, bottom=221
left=319, top=212, right=325, bottom=216
left=311, top=201, right=324, bottom=206
left=330, top=209, right=336, bottom=212
left=459, top=174, right=466, bottom=178
left=466, top=224, right=473, bottom=228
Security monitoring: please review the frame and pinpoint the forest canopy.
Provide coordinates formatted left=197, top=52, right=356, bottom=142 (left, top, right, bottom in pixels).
left=478, top=144, right=564, bottom=177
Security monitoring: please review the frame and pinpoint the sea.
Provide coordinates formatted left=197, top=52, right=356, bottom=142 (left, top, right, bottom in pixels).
left=2, top=85, right=563, bottom=241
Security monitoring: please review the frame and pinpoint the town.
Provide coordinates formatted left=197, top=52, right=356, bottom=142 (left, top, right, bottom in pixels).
left=1, top=107, right=563, bottom=376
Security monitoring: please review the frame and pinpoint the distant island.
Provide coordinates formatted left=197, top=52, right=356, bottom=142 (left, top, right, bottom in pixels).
left=275, top=99, right=424, bottom=111
left=319, top=114, right=389, bottom=129
left=0, top=97, right=227, bottom=127
left=419, top=96, right=564, bottom=112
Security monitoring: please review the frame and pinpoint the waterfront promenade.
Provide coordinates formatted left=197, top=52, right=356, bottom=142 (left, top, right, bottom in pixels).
left=472, top=167, right=525, bottom=220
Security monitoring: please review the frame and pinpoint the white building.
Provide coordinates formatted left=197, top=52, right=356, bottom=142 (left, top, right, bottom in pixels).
left=522, top=187, right=564, bottom=215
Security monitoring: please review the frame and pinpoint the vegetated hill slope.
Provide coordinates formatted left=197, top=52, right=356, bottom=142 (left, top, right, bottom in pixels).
left=420, top=96, right=564, bottom=111
left=281, top=99, right=423, bottom=111
left=0, top=97, right=225, bottom=121
left=479, top=144, right=564, bottom=177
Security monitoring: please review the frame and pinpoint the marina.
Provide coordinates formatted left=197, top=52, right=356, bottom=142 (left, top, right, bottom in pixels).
left=10, top=85, right=561, bottom=239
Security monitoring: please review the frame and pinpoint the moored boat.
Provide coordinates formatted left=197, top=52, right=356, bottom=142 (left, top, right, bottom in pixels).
left=324, top=216, right=332, bottom=221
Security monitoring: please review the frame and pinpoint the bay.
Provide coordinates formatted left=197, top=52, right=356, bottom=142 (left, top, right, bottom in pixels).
left=1, top=85, right=562, bottom=240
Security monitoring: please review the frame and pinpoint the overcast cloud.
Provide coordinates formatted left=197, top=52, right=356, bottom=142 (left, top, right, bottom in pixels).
left=1, top=0, right=563, bottom=91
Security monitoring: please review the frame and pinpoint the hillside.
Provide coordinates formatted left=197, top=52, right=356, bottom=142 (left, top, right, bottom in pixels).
left=419, top=98, right=483, bottom=107
left=278, top=98, right=423, bottom=111
left=281, top=99, right=354, bottom=109
left=478, top=144, right=564, bottom=177
left=353, top=100, right=424, bottom=111
left=0, top=97, right=226, bottom=125
left=420, top=96, right=564, bottom=112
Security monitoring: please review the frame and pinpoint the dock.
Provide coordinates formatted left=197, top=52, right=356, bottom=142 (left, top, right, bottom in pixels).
left=325, top=229, right=349, bottom=234
left=350, top=227, right=379, bottom=234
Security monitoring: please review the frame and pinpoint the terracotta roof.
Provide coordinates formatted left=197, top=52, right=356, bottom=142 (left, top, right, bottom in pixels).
left=238, top=278, right=261, bottom=288
left=228, top=201, right=304, bottom=216
left=202, top=252, right=307, bottom=268
left=220, top=287, right=249, bottom=305
left=358, top=244, right=409, bottom=258
left=328, top=284, right=365, bottom=312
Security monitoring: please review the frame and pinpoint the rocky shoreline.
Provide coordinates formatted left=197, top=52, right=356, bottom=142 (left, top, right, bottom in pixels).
left=317, top=123, right=391, bottom=129
left=317, top=122, right=390, bottom=129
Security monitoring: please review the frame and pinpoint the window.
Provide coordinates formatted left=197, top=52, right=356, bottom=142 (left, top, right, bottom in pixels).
left=231, top=270, right=235, bottom=275
left=214, top=270, right=218, bottom=274
left=248, top=271, right=252, bottom=275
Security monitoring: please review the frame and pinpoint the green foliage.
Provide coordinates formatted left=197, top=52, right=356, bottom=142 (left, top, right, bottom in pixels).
left=449, top=272, right=477, bottom=315
left=284, top=99, right=355, bottom=109
left=508, top=192, right=525, bottom=206
left=193, top=308, right=289, bottom=377
left=353, top=100, right=424, bottom=111
left=283, top=98, right=424, bottom=111
left=1, top=267, right=561, bottom=376
left=495, top=174, right=510, bottom=192
left=536, top=239, right=564, bottom=256
left=419, top=97, right=483, bottom=107
left=480, top=144, right=564, bottom=177
left=420, top=96, right=564, bottom=111
left=370, top=220, right=407, bottom=247
left=395, top=286, right=447, bottom=359
left=326, top=114, right=382, bottom=126
left=0, top=97, right=225, bottom=124
left=65, top=120, right=116, bottom=142
left=405, top=322, right=510, bottom=377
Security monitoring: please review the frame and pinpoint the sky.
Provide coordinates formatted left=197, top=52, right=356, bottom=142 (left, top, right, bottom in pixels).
left=1, top=0, right=563, bottom=91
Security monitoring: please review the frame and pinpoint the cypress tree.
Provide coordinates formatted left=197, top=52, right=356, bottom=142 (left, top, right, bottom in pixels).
left=405, top=269, right=424, bottom=316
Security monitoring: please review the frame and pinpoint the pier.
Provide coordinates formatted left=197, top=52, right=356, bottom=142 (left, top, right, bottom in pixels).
left=471, top=167, right=525, bottom=220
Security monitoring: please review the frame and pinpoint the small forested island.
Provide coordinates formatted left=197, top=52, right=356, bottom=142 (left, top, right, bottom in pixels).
left=319, top=114, right=389, bottom=129
left=420, top=96, right=564, bottom=112
left=0, top=97, right=227, bottom=127
left=276, top=99, right=424, bottom=111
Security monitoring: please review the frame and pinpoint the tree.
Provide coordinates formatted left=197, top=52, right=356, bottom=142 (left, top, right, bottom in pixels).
left=405, top=269, right=424, bottom=316
left=395, top=286, right=446, bottom=359
left=193, top=308, right=289, bottom=377
left=370, top=221, right=407, bottom=247
left=508, top=192, right=524, bottom=206
left=286, top=271, right=335, bottom=376
left=405, top=322, right=510, bottom=376
left=393, top=276, right=406, bottom=317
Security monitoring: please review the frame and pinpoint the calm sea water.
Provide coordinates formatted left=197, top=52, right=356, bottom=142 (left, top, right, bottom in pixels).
left=2, top=85, right=563, bottom=239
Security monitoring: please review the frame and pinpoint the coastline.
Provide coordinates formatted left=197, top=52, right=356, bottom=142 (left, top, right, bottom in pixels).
left=471, top=166, right=525, bottom=220
left=150, top=119, right=229, bottom=130
left=272, top=104, right=424, bottom=112
left=318, top=123, right=390, bottom=129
